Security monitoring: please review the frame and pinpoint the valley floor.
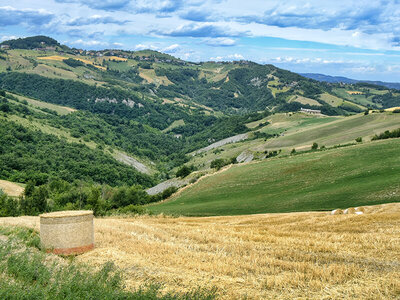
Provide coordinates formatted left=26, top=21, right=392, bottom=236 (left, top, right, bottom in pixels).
left=1, top=203, right=399, bottom=299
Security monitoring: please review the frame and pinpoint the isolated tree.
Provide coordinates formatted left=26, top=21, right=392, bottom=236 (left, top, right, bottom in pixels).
left=176, top=165, right=191, bottom=178
left=311, top=142, right=318, bottom=150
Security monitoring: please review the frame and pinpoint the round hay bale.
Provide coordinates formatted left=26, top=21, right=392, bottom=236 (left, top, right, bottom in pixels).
left=331, top=209, right=343, bottom=215
left=40, top=210, right=94, bottom=255
left=343, top=207, right=356, bottom=214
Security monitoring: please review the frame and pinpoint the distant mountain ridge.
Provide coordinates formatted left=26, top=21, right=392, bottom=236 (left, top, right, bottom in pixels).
left=300, top=73, right=400, bottom=90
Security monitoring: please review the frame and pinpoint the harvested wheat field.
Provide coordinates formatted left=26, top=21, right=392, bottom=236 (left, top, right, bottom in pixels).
left=0, top=180, right=24, bottom=197
left=37, top=55, right=66, bottom=61
left=1, top=203, right=399, bottom=299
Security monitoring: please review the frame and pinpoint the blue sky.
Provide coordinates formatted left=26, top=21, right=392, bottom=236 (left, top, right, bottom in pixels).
left=1, top=0, right=400, bottom=81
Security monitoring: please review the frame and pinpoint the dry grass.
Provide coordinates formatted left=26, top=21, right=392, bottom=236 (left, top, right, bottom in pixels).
left=75, top=58, right=106, bottom=70
left=1, top=203, right=399, bottom=299
left=289, top=95, right=322, bottom=106
left=0, top=180, right=24, bottom=197
left=104, top=56, right=128, bottom=61
left=37, top=55, right=66, bottom=61
left=386, top=106, right=400, bottom=112
left=138, top=68, right=172, bottom=86
left=37, top=56, right=106, bottom=70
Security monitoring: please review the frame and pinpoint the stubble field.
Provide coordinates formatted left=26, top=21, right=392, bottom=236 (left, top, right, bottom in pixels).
left=1, top=203, right=399, bottom=299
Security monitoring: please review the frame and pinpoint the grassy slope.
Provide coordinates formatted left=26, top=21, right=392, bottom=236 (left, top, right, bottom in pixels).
left=262, top=112, right=400, bottom=150
left=188, top=112, right=399, bottom=170
left=149, top=138, right=400, bottom=216
left=9, top=92, right=76, bottom=115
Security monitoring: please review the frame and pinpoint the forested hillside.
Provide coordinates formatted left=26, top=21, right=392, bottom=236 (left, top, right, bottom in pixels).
left=0, top=36, right=399, bottom=217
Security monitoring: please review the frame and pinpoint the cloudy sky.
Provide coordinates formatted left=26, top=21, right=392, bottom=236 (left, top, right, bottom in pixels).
left=1, top=0, right=400, bottom=81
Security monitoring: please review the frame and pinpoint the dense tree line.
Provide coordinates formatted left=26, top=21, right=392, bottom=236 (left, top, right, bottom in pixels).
left=0, top=91, right=262, bottom=172
left=371, top=93, right=400, bottom=108
left=0, top=36, right=60, bottom=49
left=371, top=128, right=400, bottom=140
left=0, top=119, right=154, bottom=187
left=63, top=58, right=85, bottom=68
left=0, top=179, right=177, bottom=217
left=156, top=64, right=277, bottom=113
left=0, top=72, right=192, bottom=130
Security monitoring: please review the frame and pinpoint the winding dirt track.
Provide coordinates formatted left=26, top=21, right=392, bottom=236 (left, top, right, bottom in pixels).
left=1, top=203, right=399, bottom=299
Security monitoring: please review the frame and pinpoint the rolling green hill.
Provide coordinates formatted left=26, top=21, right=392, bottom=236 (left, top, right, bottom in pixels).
left=187, top=110, right=400, bottom=170
left=1, top=36, right=399, bottom=119
left=0, top=36, right=399, bottom=217
left=148, top=138, right=400, bottom=216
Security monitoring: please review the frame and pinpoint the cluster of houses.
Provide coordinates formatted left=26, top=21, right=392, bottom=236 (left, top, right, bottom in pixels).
left=69, top=48, right=191, bottom=65
left=33, top=46, right=56, bottom=51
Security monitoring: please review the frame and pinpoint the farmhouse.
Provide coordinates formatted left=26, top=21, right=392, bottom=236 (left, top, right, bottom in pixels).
left=300, top=107, right=321, bottom=114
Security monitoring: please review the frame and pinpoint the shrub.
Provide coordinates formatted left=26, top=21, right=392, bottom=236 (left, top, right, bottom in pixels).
left=372, top=128, right=400, bottom=140
left=210, top=158, right=227, bottom=170
left=63, top=58, right=85, bottom=68
left=265, top=150, right=278, bottom=158
left=291, top=148, right=296, bottom=154
left=161, top=186, right=178, bottom=199
left=311, top=142, right=318, bottom=150
left=118, top=204, right=147, bottom=215
left=190, top=177, right=199, bottom=184
left=176, top=165, right=192, bottom=178
left=355, top=137, right=362, bottom=143
left=392, top=109, right=400, bottom=113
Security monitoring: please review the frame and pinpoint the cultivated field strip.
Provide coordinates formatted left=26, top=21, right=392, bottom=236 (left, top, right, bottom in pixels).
left=1, top=203, right=399, bottom=299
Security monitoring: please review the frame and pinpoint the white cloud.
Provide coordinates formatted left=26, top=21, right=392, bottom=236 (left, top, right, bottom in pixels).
left=271, top=56, right=346, bottom=64
left=134, top=43, right=159, bottom=50
left=163, top=43, right=180, bottom=52
left=228, top=53, right=244, bottom=59
left=0, top=35, right=19, bottom=41
left=204, top=37, right=236, bottom=47
left=71, top=39, right=107, bottom=46
left=210, top=53, right=244, bottom=61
